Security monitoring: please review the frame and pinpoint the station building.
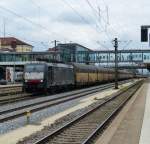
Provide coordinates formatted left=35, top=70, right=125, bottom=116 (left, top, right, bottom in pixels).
left=0, top=43, right=92, bottom=83
left=48, top=43, right=93, bottom=62
left=0, top=43, right=92, bottom=63
left=0, top=37, right=33, bottom=52
left=0, top=42, right=150, bottom=83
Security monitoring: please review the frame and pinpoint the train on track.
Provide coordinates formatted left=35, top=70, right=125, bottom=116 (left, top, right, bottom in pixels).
left=23, top=62, right=134, bottom=92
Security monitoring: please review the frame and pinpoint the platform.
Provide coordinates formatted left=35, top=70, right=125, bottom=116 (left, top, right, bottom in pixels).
left=95, top=78, right=150, bottom=144
left=0, top=84, right=22, bottom=88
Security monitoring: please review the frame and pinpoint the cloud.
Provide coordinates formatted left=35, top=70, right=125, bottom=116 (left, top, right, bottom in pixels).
left=0, top=0, right=149, bottom=51
left=56, top=10, right=95, bottom=25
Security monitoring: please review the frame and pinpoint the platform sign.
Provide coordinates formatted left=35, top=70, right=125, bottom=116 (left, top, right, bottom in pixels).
left=141, top=27, right=148, bottom=42
left=141, top=25, right=150, bottom=43
left=6, top=67, right=14, bottom=82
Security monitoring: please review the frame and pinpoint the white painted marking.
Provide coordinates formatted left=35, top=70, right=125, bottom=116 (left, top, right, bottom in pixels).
left=139, top=83, right=150, bottom=144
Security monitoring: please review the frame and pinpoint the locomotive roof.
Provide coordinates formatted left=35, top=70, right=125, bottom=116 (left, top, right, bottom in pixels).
left=73, top=63, right=97, bottom=72
left=73, top=63, right=114, bottom=72
left=25, top=62, right=133, bottom=74
left=72, top=63, right=133, bottom=74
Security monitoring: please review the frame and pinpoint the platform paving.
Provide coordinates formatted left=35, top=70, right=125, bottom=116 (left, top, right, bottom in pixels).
left=0, top=84, right=22, bottom=88
left=139, top=80, right=150, bottom=144
left=95, top=79, right=149, bottom=144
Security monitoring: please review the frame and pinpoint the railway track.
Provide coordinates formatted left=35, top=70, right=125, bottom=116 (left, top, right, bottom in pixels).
left=32, top=80, right=143, bottom=144
left=0, top=93, right=36, bottom=105
left=0, top=80, right=133, bottom=105
left=0, top=80, right=133, bottom=123
left=0, top=84, right=22, bottom=96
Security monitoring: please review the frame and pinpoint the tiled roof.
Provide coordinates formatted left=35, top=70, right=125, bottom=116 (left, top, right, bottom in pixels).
left=0, top=37, right=33, bottom=47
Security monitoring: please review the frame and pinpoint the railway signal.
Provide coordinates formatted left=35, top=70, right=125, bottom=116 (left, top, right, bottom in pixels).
left=113, top=38, right=119, bottom=89
left=141, top=25, right=150, bottom=42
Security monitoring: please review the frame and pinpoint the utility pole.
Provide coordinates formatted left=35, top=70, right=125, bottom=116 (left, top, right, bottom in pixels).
left=3, top=18, right=6, bottom=38
left=51, top=40, right=59, bottom=62
left=113, top=38, right=118, bottom=89
left=54, top=40, right=57, bottom=50
left=98, top=7, right=101, bottom=23
left=106, top=6, right=109, bottom=25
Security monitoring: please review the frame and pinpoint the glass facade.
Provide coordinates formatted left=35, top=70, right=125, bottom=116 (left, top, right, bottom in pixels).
left=0, top=52, right=62, bottom=62
left=0, top=50, right=150, bottom=63
left=57, top=43, right=92, bottom=63
left=76, top=51, right=150, bottom=63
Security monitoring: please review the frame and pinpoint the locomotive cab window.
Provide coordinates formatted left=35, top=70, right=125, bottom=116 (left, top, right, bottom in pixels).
left=25, top=64, right=45, bottom=72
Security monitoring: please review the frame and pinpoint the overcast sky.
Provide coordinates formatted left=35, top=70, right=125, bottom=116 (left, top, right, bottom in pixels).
left=0, top=0, right=149, bottom=51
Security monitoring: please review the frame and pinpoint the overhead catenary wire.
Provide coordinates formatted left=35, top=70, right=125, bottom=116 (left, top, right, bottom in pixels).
left=84, top=0, right=106, bottom=31
left=97, top=41, right=110, bottom=50
left=85, top=0, right=112, bottom=42
left=85, top=0, right=108, bottom=28
left=87, top=2, right=113, bottom=50
left=85, top=0, right=117, bottom=37
left=86, top=0, right=131, bottom=50
left=0, top=2, right=95, bottom=49
left=0, top=1, right=117, bottom=50
left=84, top=0, right=113, bottom=50
left=60, top=0, right=112, bottom=50
left=30, top=0, right=41, bottom=25
left=100, top=0, right=128, bottom=38
left=0, top=21, right=51, bottom=51
left=0, top=12, right=58, bottom=50
left=61, top=0, right=106, bottom=36
left=0, top=5, right=69, bottom=41
left=29, top=0, right=94, bottom=44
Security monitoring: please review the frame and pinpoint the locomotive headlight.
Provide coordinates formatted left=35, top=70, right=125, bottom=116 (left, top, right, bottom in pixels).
left=40, top=80, right=43, bottom=82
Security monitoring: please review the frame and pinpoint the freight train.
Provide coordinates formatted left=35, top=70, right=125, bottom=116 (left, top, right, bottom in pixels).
left=23, top=62, right=134, bottom=92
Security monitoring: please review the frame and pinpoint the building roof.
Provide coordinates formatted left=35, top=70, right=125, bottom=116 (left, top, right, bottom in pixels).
left=48, top=47, right=59, bottom=51
left=0, top=37, right=33, bottom=47
left=58, top=43, right=93, bottom=51
left=48, top=43, right=93, bottom=52
left=0, top=48, right=14, bottom=52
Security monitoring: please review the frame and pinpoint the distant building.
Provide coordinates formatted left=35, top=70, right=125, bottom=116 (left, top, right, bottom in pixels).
left=48, top=43, right=93, bottom=63
left=0, top=37, right=33, bottom=52
left=48, top=43, right=92, bottom=52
